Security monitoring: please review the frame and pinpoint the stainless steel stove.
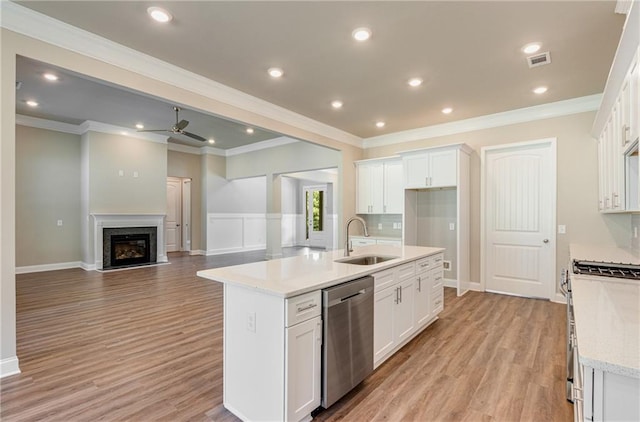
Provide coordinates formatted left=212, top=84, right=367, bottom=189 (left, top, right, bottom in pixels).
left=572, top=260, right=640, bottom=280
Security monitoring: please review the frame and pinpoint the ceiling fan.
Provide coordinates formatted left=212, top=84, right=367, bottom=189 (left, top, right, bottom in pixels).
left=138, top=106, right=207, bottom=142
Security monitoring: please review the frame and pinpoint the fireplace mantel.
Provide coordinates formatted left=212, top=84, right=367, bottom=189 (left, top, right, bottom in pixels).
left=91, top=214, right=167, bottom=270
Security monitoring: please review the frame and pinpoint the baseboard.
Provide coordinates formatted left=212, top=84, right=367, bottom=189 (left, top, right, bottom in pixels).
left=80, top=262, right=97, bottom=271
left=206, top=246, right=266, bottom=256
left=0, top=356, right=20, bottom=378
left=15, top=261, right=83, bottom=274
left=189, top=250, right=206, bottom=256
left=552, top=293, right=567, bottom=304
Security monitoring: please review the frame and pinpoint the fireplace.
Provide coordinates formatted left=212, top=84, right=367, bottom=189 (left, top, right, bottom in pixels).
left=103, top=226, right=157, bottom=270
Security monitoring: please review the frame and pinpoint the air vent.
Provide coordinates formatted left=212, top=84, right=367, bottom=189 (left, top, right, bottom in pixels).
left=527, top=52, right=551, bottom=68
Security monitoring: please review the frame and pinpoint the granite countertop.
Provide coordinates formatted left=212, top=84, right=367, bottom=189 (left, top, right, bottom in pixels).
left=569, top=243, right=640, bottom=379
left=197, top=245, right=444, bottom=298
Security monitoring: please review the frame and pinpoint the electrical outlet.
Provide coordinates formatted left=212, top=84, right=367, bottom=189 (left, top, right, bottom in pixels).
left=378, top=223, right=382, bottom=230
left=133, top=171, right=139, bottom=178
left=57, top=220, right=63, bottom=227
left=118, top=169, right=124, bottom=177
left=449, top=223, right=455, bottom=231
left=558, top=225, right=566, bottom=234
left=247, top=312, right=256, bottom=332
left=397, top=222, right=402, bottom=229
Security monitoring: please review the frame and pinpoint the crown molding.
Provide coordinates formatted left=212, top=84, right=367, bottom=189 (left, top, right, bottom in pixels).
left=15, top=114, right=83, bottom=134
left=225, top=136, right=299, bottom=157
left=1, top=1, right=363, bottom=149
left=80, top=121, right=168, bottom=144
left=363, top=94, right=602, bottom=149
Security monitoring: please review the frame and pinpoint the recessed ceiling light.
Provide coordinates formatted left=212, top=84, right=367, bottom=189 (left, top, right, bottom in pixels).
left=208, top=138, right=216, bottom=144
left=522, top=42, right=541, bottom=54
left=26, top=100, right=39, bottom=107
left=246, top=128, right=254, bottom=134
left=147, top=7, right=172, bottom=23
left=120, top=131, right=128, bottom=136
left=268, top=67, right=284, bottom=78
left=135, top=123, right=144, bottom=129
left=43, top=73, right=58, bottom=81
left=533, top=86, right=548, bottom=94
left=375, top=121, right=385, bottom=128
left=408, top=78, right=423, bottom=87
left=442, top=107, right=453, bottom=114
left=352, top=27, right=371, bottom=42
left=331, top=100, right=343, bottom=109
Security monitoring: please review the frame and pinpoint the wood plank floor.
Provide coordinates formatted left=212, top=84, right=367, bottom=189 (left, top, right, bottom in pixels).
left=1, top=251, right=572, bottom=421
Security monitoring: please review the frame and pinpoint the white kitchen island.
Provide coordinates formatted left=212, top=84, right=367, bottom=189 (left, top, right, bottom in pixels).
left=197, top=245, right=445, bottom=422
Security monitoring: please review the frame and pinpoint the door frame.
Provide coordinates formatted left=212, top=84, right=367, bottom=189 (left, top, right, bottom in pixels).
left=302, top=184, right=328, bottom=248
left=480, top=137, right=557, bottom=299
left=166, top=176, right=192, bottom=252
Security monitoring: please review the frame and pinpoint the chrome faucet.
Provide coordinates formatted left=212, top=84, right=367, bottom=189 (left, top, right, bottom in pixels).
left=344, top=216, right=369, bottom=256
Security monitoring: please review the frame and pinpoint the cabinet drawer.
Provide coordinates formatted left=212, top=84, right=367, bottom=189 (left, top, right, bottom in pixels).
left=397, top=262, right=416, bottom=281
left=431, top=270, right=444, bottom=290
left=416, top=253, right=444, bottom=273
left=376, top=239, right=402, bottom=247
left=431, top=253, right=444, bottom=269
left=432, top=291, right=444, bottom=315
left=285, top=290, right=321, bottom=327
left=372, top=267, right=396, bottom=291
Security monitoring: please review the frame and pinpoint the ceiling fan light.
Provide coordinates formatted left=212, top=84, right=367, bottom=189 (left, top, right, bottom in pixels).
left=408, top=78, right=423, bottom=87
left=533, top=86, right=548, bottom=94
left=442, top=107, right=453, bottom=114
left=147, top=7, right=172, bottom=23
left=331, top=100, right=343, bottom=109
left=375, top=121, right=385, bottom=128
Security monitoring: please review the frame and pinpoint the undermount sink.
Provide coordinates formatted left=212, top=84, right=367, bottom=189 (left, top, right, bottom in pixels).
left=335, top=255, right=399, bottom=265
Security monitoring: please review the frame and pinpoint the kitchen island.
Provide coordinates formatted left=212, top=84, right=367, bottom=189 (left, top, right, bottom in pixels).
left=197, top=244, right=445, bottom=422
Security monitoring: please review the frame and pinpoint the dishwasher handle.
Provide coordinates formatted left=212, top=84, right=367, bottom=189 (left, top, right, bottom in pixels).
left=327, top=289, right=367, bottom=307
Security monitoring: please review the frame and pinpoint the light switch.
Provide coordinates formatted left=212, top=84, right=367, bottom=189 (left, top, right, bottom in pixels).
left=558, top=225, right=566, bottom=234
left=378, top=223, right=382, bottom=230
left=133, top=171, right=139, bottom=178
left=57, top=220, right=63, bottom=226
left=118, top=170, right=124, bottom=177
left=247, top=312, right=256, bottom=332
left=449, top=223, right=455, bottom=231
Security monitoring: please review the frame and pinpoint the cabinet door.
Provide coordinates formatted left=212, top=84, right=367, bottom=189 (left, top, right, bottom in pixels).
left=370, top=163, right=384, bottom=213
left=383, top=160, right=404, bottom=213
left=374, top=286, right=396, bottom=365
left=414, top=272, right=431, bottom=327
left=428, top=149, right=457, bottom=187
left=404, top=154, right=428, bottom=188
left=285, top=316, right=322, bottom=422
left=356, top=163, right=373, bottom=214
left=395, top=278, right=415, bottom=344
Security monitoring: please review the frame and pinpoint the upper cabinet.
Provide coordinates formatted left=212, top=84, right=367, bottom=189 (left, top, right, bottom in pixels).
left=356, top=157, right=403, bottom=214
left=594, top=2, right=639, bottom=213
left=403, top=148, right=457, bottom=189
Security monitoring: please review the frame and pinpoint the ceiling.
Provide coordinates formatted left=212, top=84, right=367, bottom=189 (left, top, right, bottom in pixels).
left=12, top=1, right=626, bottom=143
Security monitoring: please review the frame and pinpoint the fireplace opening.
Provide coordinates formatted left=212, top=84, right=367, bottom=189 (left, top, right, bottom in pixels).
left=103, top=226, right=157, bottom=270
left=111, top=234, right=150, bottom=268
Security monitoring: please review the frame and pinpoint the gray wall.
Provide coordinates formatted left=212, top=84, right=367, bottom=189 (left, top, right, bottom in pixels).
left=15, top=125, right=82, bottom=267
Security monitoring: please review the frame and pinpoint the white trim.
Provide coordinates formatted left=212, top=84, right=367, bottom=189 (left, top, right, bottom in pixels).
left=364, top=95, right=601, bottom=149
left=226, top=137, right=299, bottom=157
left=552, top=293, right=568, bottom=304
left=1, top=1, right=362, bottom=149
left=480, top=137, right=558, bottom=299
left=189, top=249, right=206, bottom=256
left=79, top=121, right=168, bottom=144
left=206, top=246, right=265, bottom=256
left=16, top=261, right=83, bottom=274
left=0, top=357, right=20, bottom=378
left=80, top=262, right=96, bottom=271
left=16, top=114, right=83, bottom=134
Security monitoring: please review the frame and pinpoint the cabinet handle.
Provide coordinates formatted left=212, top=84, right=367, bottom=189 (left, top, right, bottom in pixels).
left=622, top=124, right=630, bottom=145
left=383, top=205, right=387, bottom=213
left=605, top=197, right=610, bottom=209
left=395, top=287, right=399, bottom=304
left=399, top=286, right=402, bottom=303
left=417, top=277, right=422, bottom=292
left=613, top=193, right=619, bottom=208
left=297, top=303, right=318, bottom=312
left=598, top=200, right=603, bottom=211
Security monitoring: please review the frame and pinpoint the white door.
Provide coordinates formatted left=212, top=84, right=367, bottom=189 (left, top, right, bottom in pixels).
left=166, top=177, right=182, bottom=252
left=181, top=179, right=192, bottom=252
left=482, top=139, right=556, bottom=299
left=304, top=186, right=327, bottom=248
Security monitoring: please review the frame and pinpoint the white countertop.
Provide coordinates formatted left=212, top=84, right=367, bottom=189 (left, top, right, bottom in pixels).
left=569, top=244, right=640, bottom=379
left=197, top=245, right=444, bottom=298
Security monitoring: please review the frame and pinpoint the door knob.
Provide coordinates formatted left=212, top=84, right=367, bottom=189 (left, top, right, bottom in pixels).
left=543, top=239, right=549, bottom=243
left=176, top=224, right=180, bottom=227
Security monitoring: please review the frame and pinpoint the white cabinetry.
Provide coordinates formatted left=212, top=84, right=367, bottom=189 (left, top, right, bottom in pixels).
left=401, top=143, right=471, bottom=296
left=594, top=2, right=639, bottom=213
left=351, top=236, right=402, bottom=248
left=285, top=316, right=322, bottom=422
left=356, top=157, right=403, bottom=214
left=580, top=365, right=640, bottom=422
left=403, top=148, right=457, bottom=189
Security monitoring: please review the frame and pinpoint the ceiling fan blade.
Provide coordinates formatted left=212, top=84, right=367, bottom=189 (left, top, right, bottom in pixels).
left=176, top=119, right=189, bottom=130
left=137, top=129, right=170, bottom=133
left=181, top=131, right=207, bottom=142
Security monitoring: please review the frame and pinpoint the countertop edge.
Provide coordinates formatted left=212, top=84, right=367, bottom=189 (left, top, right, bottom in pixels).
left=196, top=246, right=445, bottom=298
left=578, top=354, right=640, bottom=379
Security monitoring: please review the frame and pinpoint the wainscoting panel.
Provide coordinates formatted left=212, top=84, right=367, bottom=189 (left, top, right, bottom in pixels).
left=207, top=214, right=266, bottom=255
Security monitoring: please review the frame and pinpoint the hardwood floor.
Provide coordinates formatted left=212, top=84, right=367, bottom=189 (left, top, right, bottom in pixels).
left=1, top=251, right=572, bottom=421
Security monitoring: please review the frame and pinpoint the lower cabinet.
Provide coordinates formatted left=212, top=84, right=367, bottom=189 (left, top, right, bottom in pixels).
left=373, top=253, right=444, bottom=367
left=285, top=316, right=322, bottom=422
left=581, top=365, right=640, bottom=422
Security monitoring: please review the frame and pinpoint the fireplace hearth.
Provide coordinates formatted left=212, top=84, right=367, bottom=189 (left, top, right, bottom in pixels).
left=103, top=226, right=157, bottom=270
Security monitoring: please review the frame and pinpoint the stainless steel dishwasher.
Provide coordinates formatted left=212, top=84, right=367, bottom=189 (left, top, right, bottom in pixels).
left=322, top=275, right=374, bottom=408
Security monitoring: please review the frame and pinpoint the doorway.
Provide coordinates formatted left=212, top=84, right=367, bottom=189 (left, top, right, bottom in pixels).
left=481, top=138, right=556, bottom=299
left=166, top=177, right=192, bottom=252
left=304, top=186, right=327, bottom=248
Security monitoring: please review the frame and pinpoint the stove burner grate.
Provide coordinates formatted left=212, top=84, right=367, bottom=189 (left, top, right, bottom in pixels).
left=572, top=260, right=640, bottom=280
